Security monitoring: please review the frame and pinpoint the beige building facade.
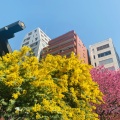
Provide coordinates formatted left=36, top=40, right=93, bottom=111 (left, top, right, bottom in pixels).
left=89, top=38, right=120, bottom=70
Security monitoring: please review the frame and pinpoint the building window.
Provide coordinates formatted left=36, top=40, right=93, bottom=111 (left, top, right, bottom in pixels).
left=94, top=55, right=95, bottom=59
left=60, top=50, right=64, bottom=53
left=32, top=47, right=36, bottom=52
left=99, top=58, right=113, bottom=65
left=22, top=42, right=29, bottom=46
left=23, top=39, right=26, bottom=42
left=23, top=37, right=30, bottom=42
left=97, top=44, right=109, bottom=51
left=34, top=29, right=37, bottom=32
left=95, top=63, right=96, bottom=67
left=30, top=42, right=38, bottom=47
left=28, top=32, right=32, bottom=36
left=27, top=37, right=30, bottom=40
left=35, top=37, right=38, bottom=41
left=107, top=66, right=115, bottom=70
left=98, top=51, right=111, bottom=58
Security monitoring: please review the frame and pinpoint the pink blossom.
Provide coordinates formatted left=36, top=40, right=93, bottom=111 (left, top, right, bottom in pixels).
left=91, top=66, right=120, bottom=120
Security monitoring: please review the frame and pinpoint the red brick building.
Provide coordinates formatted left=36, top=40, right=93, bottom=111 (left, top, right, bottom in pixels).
left=42, top=30, right=89, bottom=64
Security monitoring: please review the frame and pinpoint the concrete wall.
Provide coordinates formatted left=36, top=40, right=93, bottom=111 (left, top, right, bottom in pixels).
left=89, top=38, right=120, bottom=70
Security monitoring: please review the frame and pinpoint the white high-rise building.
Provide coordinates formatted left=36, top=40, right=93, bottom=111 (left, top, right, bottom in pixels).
left=89, top=38, right=120, bottom=70
left=21, top=28, right=51, bottom=60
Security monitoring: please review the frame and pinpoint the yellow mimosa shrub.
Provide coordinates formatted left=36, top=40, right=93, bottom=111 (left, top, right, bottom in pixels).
left=0, top=47, right=103, bottom=120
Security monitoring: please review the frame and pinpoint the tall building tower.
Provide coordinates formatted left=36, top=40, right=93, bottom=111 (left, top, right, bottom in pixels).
left=21, top=28, right=51, bottom=60
left=89, top=38, right=120, bottom=70
left=42, top=30, right=89, bottom=64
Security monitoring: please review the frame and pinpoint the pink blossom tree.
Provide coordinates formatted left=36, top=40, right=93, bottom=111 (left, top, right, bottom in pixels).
left=91, top=66, right=120, bottom=120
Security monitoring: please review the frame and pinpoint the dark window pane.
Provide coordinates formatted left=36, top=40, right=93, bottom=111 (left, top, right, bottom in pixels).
left=98, top=50, right=111, bottom=58
left=97, top=44, right=109, bottom=51
left=95, top=63, right=96, bottom=67
left=28, top=32, right=32, bottom=36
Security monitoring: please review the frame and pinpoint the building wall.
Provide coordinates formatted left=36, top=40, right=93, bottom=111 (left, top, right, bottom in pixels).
left=89, top=38, right=120, bottom=70
left=76, top=35, right=88, bottom=63
left=42, top=30, right=89, bottom=64
left=21, top=28, right=51, bottom=60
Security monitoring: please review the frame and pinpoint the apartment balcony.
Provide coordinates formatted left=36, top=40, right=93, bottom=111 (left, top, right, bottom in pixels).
left=49, top=35, right=77, bottom=47
left=42, top=46, right=76, bottom=58
left=49, top=31, right=74, bottom=44
left=43, top=36, right=76, bottom=51
left=58, top=47, right=76, bottom=56
left=43, top=41, right=76, bottom=55
left=45, top=37, right=75, bottom=49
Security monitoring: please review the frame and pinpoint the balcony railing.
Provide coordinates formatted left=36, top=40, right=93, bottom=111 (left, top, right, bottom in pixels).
left=49, top=31, right=75, bottom=44
left=42, top=47, right=76, bottom=58
left=42, top=41, right=76, bottom=55
left=48, top=35, right=76, bottom=47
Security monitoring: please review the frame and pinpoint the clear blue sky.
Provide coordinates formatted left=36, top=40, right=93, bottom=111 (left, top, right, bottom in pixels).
left=0, top=0, right=120, bottom=56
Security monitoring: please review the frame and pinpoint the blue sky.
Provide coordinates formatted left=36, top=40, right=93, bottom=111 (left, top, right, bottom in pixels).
left=0, top=0, right=120, bottom=56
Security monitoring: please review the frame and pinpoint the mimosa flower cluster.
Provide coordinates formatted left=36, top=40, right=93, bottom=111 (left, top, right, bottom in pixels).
left=0, top=46, right=103, bottom=120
